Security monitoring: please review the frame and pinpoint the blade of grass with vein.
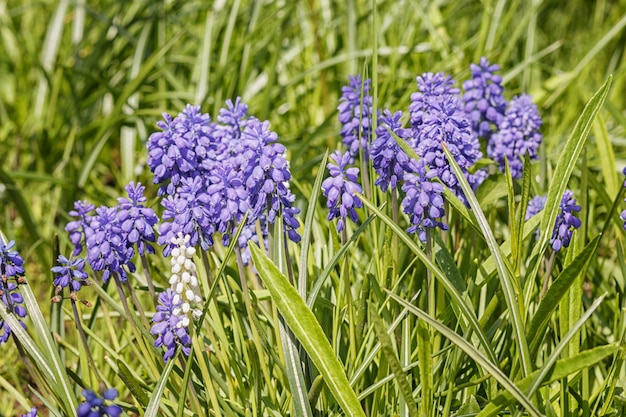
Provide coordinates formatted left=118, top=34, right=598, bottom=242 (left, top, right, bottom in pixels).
left=593, top=113, right=618, bottom=197
left=476, top=344, right=619, bottom=417
left=529, top=75, right=612, bottom=282
left=442, top=144, right=531, bottom=377
left=369, top=305, right=418, bottom=417
left=385, top=291, right=541, bottom=417
left=527, top=235, right=601, bottom=355
left=145, top=350, right=179, bottom=417
left=358, top=195, right=497, bottom=363
left=298, top=150, right=329, bottom=300
left=249, top=243, right=367, bottom=417
left=526, top=293, right=606, bottom=399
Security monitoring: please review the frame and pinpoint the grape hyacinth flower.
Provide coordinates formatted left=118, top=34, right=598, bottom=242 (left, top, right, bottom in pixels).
left=462, top=57, right=507, bottom=140
left=147, top=104, right=214, bottom=195
left=157, top=176, right=215, bottom=256
left=168, top=233, right=203, bottom=327
left=51, top=255, right=89, bottom=298
left=0, top=240, right=27, bottom=344
left=338, top=75, right=375, bottom=161
left=65, top=201, right=95, bottom=257
left=525, top=191, right=581, bottom=251
left=85, top=206, right=135, bottom=283
left=116, top=182, right=159, bottom=256
left=77, top=388, right=122, bottom=417
left=409, top=72, right=460, bottom=130
left=401, top=159, right=448, bottom=242
left=489, top=94, right=543, bottom=178
left=151, top=288, right=192, bottom=362
left=322, top=151, right=363, bottom=233
left=621, top=167, right=626, bottom=230
left=412, top=94, right=483, bottom=202
left=20, top=407, right=37, bottom=417
left=370, top=110, right=412, bottom=192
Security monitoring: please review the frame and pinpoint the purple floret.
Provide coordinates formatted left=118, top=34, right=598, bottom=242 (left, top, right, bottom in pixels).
left=0, top=240, right=28, bottom=345
left=526, top=191, right=581, bottom=251
left=77, top=388, right=122, bottom=417
left=151, top=289, right=192, bottom=362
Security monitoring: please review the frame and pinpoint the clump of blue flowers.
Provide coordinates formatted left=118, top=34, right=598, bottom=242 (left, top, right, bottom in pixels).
left=322, top=151, right=363, bottom=233
left=338, top=75, right=375, bottom=162
left=370, top=110, right=412, bottom=192
left=77, top=388, right=122, bottom=417
left=151, top=288, right=192, bottom=362
left=51, top=255, right=89, bottom=302
left=489, top=94, right=543, bottom=178
left=526, top=190, right=582, bottom=251
left=0, top=239, right=27, bottom=345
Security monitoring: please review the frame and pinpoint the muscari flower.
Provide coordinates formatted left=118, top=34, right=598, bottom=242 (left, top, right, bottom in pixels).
left=116, top=182, right=159, bottom=256
left=147, top=105, right=213, bottom=195
left=66, top=201, right=95, bottom=257
left=322, top=151, right=363, bottom=233
left=489, top=94, right=543, bottom=178
left=401, top=159, right=448, bottom=242
left=0, top=240, right=27, bottom=344
left=338, top=75, right=375, bottom=161
left=409, top=72, right=460, bottom=130
left=370, top=110, right=412, bottom=192
left=51, top=255, right=89, bottom=295
left=412, top=94, right=483, bottom=202
left=151, top=288, right=192, bottom=362
left=77, top=388, right=122, bottom=417
left=621, top=167, right=626, bottom=230
left=525, top=190, right=581, bottom=251
left=168, top=233, right=202, bottom=328
left=462, top=57, right=507, bottom=140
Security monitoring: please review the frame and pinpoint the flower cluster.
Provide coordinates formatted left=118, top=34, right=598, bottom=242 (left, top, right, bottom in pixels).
left=20, top=407, right=37, bottom=417
left=621, top=167, right=626, bottom=230
left=489, top=94, right=543, bottom=178
left=370, top=110, right=412, bottom=192
left=148, top=100, right=300, bottom=256
left=462, top=57, right=507, bottom=140
left=322, top=151, right=363, bottom=233
left=526, top=190, right=582, bottom=251
left=401, top=159, right=448, bottom=242
left=51, top=255, right=89, bottom=301
left=0, top=240, right=27, bottom=345
left=151, top=233, right=201, bottom=362
left=77, top=388, right=122, bottom=417
left=66, top=183, right=158, bottom=283
left=338, top=75, right=375, bottom=161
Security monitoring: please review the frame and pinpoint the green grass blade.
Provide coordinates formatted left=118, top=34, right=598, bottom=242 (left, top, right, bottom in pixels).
left=358, top=195, right=497, bottom=363
left=534, top=76, right=612, bottom=267
left=592, top=113, right=618, bottom=197
left=249, top=243, right=367, bottom=417
left=527, top=235, right=601, bottom=353
left=386, top=291, right=542, bottom=417
left=526, top=293, right=606, bottom=398
left=442, top=143, right=532, bottom=377
left=477, top=344, right=619, bottom=417
left=298, top=150, right=329, bottom=300
left=369, top=305, right=419, bottom=417
left=145, top=350, right=179, bottom=417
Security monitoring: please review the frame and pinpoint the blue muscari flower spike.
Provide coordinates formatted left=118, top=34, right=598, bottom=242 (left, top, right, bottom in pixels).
left=489, top=94, right=543, bottom=178
left=51, top=255, right=89, bottom=293
left=0, top=240, right=27, bottom=344
left=21, top=407, right=37, bottom=417
left=147, top=104, right=214, bottom=195
left=338, top=75, right=375, bottom=162
left=158, top=176, right=214, bottom=256
left=401, top=159, right=448, bottom=242
left=85, top=206, right=136, bottom=283
left=525, top=191, right=581, bottom=251
left=409, top=72, right=460, bottom=130
left=77, top=388, right=122, bottom=417
left=462, top=57, right=507, bottom=140
left=412, top=93, right=483, bottom=203
left=370, top=110, right=413, bottom=192
left=117, top=182, right=159, bottom=256
left=322, top=151, right=363, bottom=233
left=151, top=288, right=192, bottom=362
left=66, top=201, right=95, bottom=257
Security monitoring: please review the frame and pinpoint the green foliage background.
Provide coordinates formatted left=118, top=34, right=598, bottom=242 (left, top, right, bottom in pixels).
left=1, top=0, right=626, bottom=416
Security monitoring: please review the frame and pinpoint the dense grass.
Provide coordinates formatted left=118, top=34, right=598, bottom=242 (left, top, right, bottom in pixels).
left=1, top=0, right=626, bottom=416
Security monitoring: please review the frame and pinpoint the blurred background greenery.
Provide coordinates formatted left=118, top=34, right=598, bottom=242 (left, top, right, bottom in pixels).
left=1, top=0, right=626, bottom=414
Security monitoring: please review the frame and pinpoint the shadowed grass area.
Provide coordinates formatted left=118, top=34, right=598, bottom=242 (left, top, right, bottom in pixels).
left=1, top=0, right=626, bottom=416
